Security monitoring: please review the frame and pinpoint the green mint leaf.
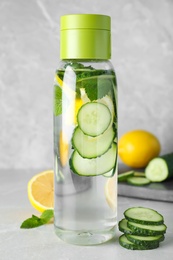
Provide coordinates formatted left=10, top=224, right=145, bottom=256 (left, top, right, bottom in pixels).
left=81, top=76, right=114, bottom=101
left=40, top=209, right=54, bottom=223
left=77, top=69, right=105, bottom=81
left=83, top=78, right=98, bottom=101
left=20, top=210, right=54, bottom=229
left=32, top=214, right=40, bottom=220
left=20, top=216, right=44, bottom=229
left=97, top=78, right=113, bottom=99
left=55, top=62, right=116, bottom=105
left=54, top=85, right=62, bottom=116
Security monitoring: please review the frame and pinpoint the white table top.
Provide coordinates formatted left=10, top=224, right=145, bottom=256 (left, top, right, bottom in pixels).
left=0, top=169, right=172, bottom=260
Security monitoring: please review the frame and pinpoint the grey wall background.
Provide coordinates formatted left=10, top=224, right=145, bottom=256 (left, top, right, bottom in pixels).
left=0, top=0, right=173, bottom=169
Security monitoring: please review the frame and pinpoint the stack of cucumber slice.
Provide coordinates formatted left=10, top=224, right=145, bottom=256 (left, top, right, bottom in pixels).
left=70, top=101, right=117, bottom=177
left=119, top=207, right=167, bottom=250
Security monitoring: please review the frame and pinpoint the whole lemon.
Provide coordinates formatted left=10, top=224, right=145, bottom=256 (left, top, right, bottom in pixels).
left=118, top=130, right=161, bottom=168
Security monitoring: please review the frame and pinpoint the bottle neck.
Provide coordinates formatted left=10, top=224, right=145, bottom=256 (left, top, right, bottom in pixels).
left=58, top=60, right=114, bottom=72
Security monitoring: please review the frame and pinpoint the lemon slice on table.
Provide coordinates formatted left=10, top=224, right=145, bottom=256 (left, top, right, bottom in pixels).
left=105, top=175, right=117, bottom=211
left=27, top=170, right=54, bottom=213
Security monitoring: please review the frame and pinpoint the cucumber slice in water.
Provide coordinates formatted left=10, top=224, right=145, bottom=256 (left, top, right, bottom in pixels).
left=77, top=102, right=111, bottom=136
left=70, top=143, right=117, bottom=176
left=124, top=207, right=164, bottom=225
left=72, top=126, right=115, bottom=158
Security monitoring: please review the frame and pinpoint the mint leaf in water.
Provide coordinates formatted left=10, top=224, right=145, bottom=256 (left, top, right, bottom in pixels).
left=54, top=85, right=62, bottom=116
left=97, top=77, right=113, bottom=99
left=81, top=77, right=113, bottom=101
left=83, top=78, right=98, bottom=101
left=55, top=62, right=116, bottom=104
left=20, top=209, right=54, bottom=229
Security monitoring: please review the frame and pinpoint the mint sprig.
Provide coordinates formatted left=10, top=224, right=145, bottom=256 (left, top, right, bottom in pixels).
left=54, top=63, right=116, bottom=115
left=20, top=209, right=54, bottom=229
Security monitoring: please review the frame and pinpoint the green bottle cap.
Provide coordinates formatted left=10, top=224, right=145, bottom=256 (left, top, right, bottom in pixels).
left=60, top=14, right=111, bottom=60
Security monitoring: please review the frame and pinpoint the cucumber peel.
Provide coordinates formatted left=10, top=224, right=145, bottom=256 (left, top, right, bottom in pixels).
left=145, top=153, right=173, bottom=182
left=145, top=158, right=169, bottom=182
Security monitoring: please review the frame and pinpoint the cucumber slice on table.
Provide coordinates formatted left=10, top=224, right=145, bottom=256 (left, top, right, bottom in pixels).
left=118, top=218, right=167, bottom=236
left=145, top=152, right=173, bottom=182
left=125, top=234, right=164, bottom=247
left=77, top=102, right=112, bottom=136
left=127, top=221, right=167, bottom=236
left=118, top=219, right=134, bottom=235
left=127, top=176, right=150, bottom=186
left=119, top=234, right=159, bottom=250
left=70, top=143, right=117, bottom=176
left=133, top=172, right=145, bottom=177
left=124, top=207, right=164, bottom=225
left=72, top=126, right=115, bottom=158
left=118, top=171, right=134, bottom=182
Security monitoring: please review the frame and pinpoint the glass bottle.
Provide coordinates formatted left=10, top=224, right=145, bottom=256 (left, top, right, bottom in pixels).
left=53, top=14, right=118, bottom=245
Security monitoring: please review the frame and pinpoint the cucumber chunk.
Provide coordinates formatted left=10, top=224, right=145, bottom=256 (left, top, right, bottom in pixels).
left=119, top=234, right=159, bottom=250
left=145, top=153, right=173, bottom=182
left=124, top=207, right=164, bottom=225
left=72, top=126, right=115, bottom=158
left=127, top=176, right=150, bottom=186
left=77, top=102, right=111, bottom=136
left=70, top=143, right=117, bottom=176
left=125, top=234, right=164, bottom=247
left=127, top=221, right=167, bottom=236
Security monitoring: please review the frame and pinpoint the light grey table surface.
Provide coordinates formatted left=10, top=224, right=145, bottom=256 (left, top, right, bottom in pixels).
left=0, top=169, right=172, bottom=260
